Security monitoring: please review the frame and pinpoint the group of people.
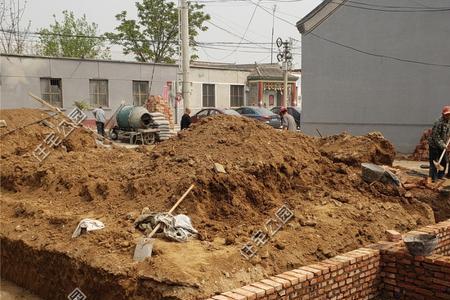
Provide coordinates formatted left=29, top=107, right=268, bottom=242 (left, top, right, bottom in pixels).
left=428, top=105, right=450, bottom=183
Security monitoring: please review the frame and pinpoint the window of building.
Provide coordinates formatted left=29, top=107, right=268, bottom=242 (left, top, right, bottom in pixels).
left=202, top=84, right=215, bottom=107
left=89, top=79, right=108, bottom=107
left=40, top=78, right=62, bottom=108
left=133, top=81, right=149, bottom=106
left=230, top=85, right=244, bottom=107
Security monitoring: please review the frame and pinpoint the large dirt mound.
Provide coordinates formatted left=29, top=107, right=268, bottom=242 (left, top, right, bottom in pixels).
left=0, top=108, right=96, bottom=157
left=0, top=112, right=437, bottom=299
left=318, top=132, right=396, bottom=166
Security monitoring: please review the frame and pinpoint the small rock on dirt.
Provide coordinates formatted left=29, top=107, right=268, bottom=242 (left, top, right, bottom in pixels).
left=299, top=218, right=317, bottom=227
left=224, top=236, right=235, bottom=245
left=275, top=242, right=285, bottom=250
left=213, top=163, right=227, bottom=174
left=260, top=250, right=269, bottom=259
left=141, top=207, right=151, bottom=215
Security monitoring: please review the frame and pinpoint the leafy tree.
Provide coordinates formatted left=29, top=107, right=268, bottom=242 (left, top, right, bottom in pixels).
left=38, top=10, right=110, bottom=59
left=106, top=0, right=210, bottom=63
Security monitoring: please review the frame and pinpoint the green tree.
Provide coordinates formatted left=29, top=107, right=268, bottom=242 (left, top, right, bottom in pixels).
left=106, top=0, right=210, bottom=63
left=38, top=10, right=110, bottom=59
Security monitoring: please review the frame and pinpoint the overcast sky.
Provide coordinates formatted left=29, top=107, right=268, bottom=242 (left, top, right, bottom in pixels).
left=21, top=0, right=323, bottom=67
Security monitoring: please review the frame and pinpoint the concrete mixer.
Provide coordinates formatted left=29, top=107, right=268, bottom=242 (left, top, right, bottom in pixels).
left=110, top=105, right=161, bottom=144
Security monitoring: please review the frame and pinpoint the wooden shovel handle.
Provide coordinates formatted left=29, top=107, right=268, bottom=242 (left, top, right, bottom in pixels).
left=29, top=92, right=109, bottom=142
left=437, top=137, right=450, bottom=164
left=147, top=184, right=195, bottom=238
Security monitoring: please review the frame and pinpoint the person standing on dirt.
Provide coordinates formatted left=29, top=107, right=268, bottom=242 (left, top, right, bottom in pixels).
left=181, top=108, right=192, bottom=130
left=92, top=106, right=106, bottom=136
left=280, top=107, right=297, bottom=132
left=428, top=105, right=450, bottom=182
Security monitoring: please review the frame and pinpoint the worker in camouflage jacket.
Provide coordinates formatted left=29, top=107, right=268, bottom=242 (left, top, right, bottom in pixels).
left=428, top=106, right=450, bottom=182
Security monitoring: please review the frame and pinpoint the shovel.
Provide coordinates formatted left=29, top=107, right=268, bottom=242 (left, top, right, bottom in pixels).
left=433, top=137, right=450, bottom=172
left=133, top=184, right=195, bottom=261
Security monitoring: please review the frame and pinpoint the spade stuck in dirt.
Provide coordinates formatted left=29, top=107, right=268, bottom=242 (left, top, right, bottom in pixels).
left=133, top=184, right=195, bottom=261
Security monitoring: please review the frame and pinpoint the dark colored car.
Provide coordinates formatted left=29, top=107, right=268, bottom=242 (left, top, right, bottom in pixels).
left=234, top=106, right=281, bottom=129
left=271, top=106, right=301, bottom=129
left=191, top=108, right=241, bottom=123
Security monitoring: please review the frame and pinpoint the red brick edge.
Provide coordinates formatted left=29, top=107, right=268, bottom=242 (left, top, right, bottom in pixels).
left=206, top=219, right=450, bottom=300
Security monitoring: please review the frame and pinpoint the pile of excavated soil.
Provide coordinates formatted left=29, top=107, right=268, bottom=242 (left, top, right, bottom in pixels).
left=318, top=132, right=396, bottom=166
left=0, top=108, right=97, bottom=157
left=0, top=110, right=440, bottom=299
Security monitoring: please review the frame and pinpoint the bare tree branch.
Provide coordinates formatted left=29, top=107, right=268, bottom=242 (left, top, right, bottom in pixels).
left=0, top=0, right=32, bottom=54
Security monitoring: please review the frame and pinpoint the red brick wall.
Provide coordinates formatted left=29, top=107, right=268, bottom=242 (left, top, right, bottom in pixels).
left=381, top=254, right=450, bottom=300
left=208, top=220, right=450, bottom=300
left=380, top=220, right=450, bottom=300
left=207, top=250, right=382, bottom=300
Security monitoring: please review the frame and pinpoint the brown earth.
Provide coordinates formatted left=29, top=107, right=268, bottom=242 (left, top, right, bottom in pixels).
left=0, top=109, right=444, bottom=299
left=318, top=132, right=396, bottom=166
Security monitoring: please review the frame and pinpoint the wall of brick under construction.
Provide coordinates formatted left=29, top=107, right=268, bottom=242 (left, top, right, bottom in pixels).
left=207, top=220, right=450, bottom=300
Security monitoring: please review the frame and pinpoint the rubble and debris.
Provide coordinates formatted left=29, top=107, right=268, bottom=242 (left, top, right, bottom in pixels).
left=134, top=213, right=198, bottom=242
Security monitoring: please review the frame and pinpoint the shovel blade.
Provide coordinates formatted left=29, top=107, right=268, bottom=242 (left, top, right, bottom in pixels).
left=434, top=160, right=445, bottom=171
left=133, top=238, right=154, bottom=261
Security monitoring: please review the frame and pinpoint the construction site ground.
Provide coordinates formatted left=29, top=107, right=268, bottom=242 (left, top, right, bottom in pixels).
left=0, top=109, right=448, bottom=300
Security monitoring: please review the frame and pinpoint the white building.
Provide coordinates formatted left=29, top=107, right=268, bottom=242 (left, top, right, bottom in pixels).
left=0, top=54, right=254, bottom=123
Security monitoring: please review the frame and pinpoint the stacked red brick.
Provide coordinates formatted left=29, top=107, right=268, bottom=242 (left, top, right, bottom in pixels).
left=412, top=129, right=431, bottom=161
left=145, top=95, right=174, bottom=130
left=207, top=248, right=381, bottom=300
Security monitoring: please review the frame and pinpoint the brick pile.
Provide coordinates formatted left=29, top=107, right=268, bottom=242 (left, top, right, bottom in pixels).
left=145, top=95, right=174, bottom=130
left=412, top=129, right=431, bottom=161
left=207, top=220, right=450, bottom=300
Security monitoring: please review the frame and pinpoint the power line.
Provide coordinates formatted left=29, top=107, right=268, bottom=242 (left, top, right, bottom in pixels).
left=246, top=0, right=297, bottom=26
left=216, top=0, right=263, bottom=59
left=0, top=28, right=278, bottom=48
left=310, top=32, right=450, bottom=68
left=337, top=2, right=450, bottom=12
left=205, top=20, right=271, bottom=50
left=347, top=0, right=450, bottom=10
left=208, top=11, right=271, bottom=40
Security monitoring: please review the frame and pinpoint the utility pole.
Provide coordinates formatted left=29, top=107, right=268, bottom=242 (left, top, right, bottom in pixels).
left=276, top=38, right=293, bottom=108
left=270, top=5, right=276, bottom=64
left=283, top=63, right=289, bottom=108
left=180, top=0, right=191, bottom=109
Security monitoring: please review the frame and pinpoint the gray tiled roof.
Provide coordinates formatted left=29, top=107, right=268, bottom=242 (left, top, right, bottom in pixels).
left=247, top=64, right=298, bottom=81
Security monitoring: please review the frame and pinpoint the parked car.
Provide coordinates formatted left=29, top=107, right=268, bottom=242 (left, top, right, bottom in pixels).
left=271, top=106, right=301, bottom=129
left=234, top=106, right=281, bottom=129
left=191, top=108, right=241, bottom=123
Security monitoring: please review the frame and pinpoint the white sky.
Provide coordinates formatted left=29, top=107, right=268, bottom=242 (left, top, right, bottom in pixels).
left=21, top=0, right=323, bottom=67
